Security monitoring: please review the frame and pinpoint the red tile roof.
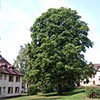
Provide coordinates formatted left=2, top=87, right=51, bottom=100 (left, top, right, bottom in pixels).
left=0, top=55, right=11, bottom=66
left=93, top=64, right=100, bottom=71
left=0, top=55, right=23, bottom=76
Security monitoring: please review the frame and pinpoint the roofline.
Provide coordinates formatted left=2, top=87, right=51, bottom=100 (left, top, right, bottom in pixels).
left=2, top=57, right=11, bottom=65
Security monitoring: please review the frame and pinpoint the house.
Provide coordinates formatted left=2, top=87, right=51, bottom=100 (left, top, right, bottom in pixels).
left=80, top=64, right=100, bottom=86
left=0, top=55, right=23, bottom=98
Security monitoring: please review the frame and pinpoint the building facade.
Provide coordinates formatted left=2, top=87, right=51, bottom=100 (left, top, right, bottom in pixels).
left=0, top=55, right=23, bottom=98
left=80, top=64, right=100, bottom=86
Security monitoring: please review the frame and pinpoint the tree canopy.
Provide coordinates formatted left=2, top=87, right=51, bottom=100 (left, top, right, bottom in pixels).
left=14, top=45, right=28, bottom=81
left=25, top=7, right=93, bottom=95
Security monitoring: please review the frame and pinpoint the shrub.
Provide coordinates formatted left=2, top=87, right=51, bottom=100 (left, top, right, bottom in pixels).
left=85, top=86, right=100, bottom=98
left=27, top=84, right=37, bottom=95
left=62, top=83, right=75, bottom=92
left=96, top=88, right=100, bottom=98
left=41, top=84, right=53, bottom=93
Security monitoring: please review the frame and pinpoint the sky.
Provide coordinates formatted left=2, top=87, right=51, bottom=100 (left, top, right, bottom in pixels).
left=0, top=0, right=100, bottom=64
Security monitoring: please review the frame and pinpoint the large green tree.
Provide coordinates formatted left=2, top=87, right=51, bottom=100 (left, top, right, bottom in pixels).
left=26, top=7, right=94, bottom=95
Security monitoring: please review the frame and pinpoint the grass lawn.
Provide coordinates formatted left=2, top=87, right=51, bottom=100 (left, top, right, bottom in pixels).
left=5, top=88, right=99, bottom=100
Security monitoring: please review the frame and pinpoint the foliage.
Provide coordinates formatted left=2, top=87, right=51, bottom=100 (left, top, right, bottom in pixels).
left=85, top=86, right=100, bottom=98
left=14, top=45, right=28, bottom=81
left=62, top=83, right=75, bottom=92
left=26, top=7, right=94, bottom=95
left=27, top=84, right=37, bottom=95
left=41, top=83, right=54, bottom=93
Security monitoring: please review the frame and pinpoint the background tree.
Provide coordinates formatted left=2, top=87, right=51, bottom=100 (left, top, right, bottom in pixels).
left=26, top=7, right=94, bottom=95
left=14, top=45, right=28, bottom=77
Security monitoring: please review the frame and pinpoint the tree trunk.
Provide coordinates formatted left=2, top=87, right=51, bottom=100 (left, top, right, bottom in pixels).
left=58, top=84, right=63, bottom=95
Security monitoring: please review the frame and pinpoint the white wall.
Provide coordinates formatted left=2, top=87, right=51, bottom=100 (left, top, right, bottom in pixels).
left=80, top=68, right=100, bottom=86
left=95, top=71, right=100, bottom=85
left=0, top=74, right=23, bottom=98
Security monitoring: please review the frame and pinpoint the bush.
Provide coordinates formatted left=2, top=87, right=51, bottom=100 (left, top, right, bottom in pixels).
left=62, top=83, right=75, bottom=92
left=85, top=86, right=100, bottom=98
left=41, top=84, right=54, bottom=93
left=27, top=84, right=37, bottom=95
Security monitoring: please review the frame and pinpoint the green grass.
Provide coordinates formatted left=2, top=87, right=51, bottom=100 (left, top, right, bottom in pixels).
left=5, top=88, right=99, bottom=100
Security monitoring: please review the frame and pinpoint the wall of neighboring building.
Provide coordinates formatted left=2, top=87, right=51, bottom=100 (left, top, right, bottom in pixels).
left=0, top=55, right=23, bottom=98
left=95, top=70, right=100, bottom=85
left=80, top=68, right=100, bottom=86
left=0, top=73, right=8, bottom=97
left=80, top=77, right=95, bottom=86
left=0, top=73, right=23, bottom=98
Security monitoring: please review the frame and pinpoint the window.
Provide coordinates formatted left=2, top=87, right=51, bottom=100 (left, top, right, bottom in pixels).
left=8, top=87, right=13, bottom=94
left=84, top=79, right=89, bottom=84
left=16, top=76, right=20, bottom=82
left=0, top=74, right=2, bottom=80
left=4, top=74, right=7, bottom=80
left=9, top=76, right=13, bottom=82
left=98, top=76, right=100, bottom=81
left=3, top=87, right=6, bottom=93
left=15, top=87, right=19, bottom=93
left=0, top=87, right=2, bottom=95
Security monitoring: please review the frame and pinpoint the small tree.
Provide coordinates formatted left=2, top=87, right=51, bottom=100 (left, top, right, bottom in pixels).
left=14, top=44, right=28, bottom=82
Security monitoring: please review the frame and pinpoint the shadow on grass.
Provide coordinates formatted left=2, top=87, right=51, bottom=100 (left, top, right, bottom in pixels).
left=63, top=88, right=85, bottom=96
left=41, top=88, right=85, bottom=97
left=5, top=88, right=85, bottom=100
left=27, top=89, right=85, bottom=100
left=39, top=92, right=58, bottom=96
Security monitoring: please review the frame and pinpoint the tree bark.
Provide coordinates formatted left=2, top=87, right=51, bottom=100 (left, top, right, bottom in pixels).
left=58, top=84, right=63, bottom=95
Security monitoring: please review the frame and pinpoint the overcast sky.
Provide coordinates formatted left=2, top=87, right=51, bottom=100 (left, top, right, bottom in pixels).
left=0, top=0, right=100, bottom=64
